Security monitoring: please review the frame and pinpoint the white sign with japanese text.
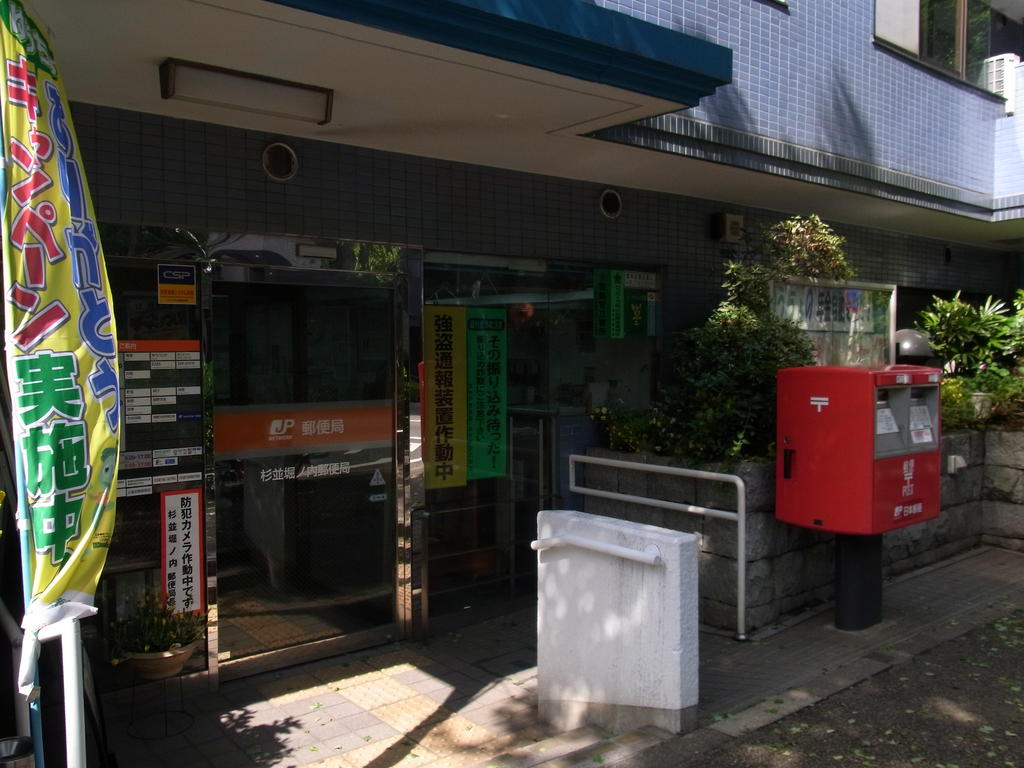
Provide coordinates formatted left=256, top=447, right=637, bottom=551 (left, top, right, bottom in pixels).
left=161, top=488, right=204, bottom=614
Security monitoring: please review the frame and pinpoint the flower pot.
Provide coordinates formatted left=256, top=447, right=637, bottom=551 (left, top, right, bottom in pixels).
left=123, top=638, right=201, bottom=681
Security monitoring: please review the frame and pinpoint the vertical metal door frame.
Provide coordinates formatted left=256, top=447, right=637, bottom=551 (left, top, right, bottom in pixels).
left=199, top=264, right=219, bottom=690
left=396, top=250, right=421, bottom=639
left=393, top=268, right=413, bottom=639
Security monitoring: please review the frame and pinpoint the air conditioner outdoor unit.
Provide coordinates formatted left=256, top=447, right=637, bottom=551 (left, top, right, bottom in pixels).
left=986, top=53, right=1020, bottom=115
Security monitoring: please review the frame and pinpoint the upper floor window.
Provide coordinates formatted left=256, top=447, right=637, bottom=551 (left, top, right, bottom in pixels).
left=875, top=0, right=1022, bottom=88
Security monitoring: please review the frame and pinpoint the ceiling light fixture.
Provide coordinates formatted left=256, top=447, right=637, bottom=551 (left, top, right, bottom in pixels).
left=159, top=58, right=333, bottom=125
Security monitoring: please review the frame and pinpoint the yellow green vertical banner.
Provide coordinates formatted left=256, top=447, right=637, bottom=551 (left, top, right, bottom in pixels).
left=423, top=306, right=467, bottom=489
left=0, top=0, right=120, bottom=696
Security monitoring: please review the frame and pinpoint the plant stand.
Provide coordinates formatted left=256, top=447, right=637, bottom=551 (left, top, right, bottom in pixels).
left=127, top=668, right=194, bottom=740
left=125, top=641, right=200, bottom=739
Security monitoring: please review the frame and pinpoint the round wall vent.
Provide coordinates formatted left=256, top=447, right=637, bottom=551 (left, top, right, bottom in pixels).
left=599, top=188, right=622, bottom=220
left=262, top=142, right=298, bottom=182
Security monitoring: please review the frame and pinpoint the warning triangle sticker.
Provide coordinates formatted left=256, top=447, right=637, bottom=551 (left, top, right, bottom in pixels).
left=370, top=469, right=385, bottom=487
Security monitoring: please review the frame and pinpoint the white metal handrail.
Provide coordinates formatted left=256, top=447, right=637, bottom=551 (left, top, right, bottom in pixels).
left=531, top=534, right=663, bottom=566
left=569, top=454, right=748, bottom=640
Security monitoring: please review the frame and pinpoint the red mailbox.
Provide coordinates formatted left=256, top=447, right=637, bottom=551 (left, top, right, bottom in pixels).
left=776, top=365, right=942, bottom=535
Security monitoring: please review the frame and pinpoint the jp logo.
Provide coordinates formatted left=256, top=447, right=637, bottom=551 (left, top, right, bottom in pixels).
left=269, top=418, right=294, bottom=436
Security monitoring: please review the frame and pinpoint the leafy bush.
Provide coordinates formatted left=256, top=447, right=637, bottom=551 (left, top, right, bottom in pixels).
left=722, top=215, right=855, bottom=315
left=939, top=369, right=1024, bottom=431
left=588, top=214, right=849, bottom=461
left=915, top=290, right=1024, bottom=430
left=762, top=214, right=854, bottom=282
left=645, top=215, right=846, bottom=462
left=589, top=405, right=652, bottom=452
left=991, top=375, right=1024, bottom=427
left=939, top=377, right=984, bottom=431
left=654, top=305, right=813, bottom=461
left=967, top=371, right=1024, bottom=428
left=917, top=291, right=1013, bottom=376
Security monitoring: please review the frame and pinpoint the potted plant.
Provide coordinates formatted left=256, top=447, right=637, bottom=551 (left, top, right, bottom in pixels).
left=110, top=592, right=205, bottom=680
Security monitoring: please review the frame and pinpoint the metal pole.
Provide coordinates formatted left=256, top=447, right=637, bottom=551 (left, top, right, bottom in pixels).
left=13, top=465, right=46, bottom=767
left=734, top=476, right=748, bottom=641
left=416, top=509, right=430, bottom=640
left=60, top=619, right=86, bottom=768
left=0, top=598, right=29, bottom=736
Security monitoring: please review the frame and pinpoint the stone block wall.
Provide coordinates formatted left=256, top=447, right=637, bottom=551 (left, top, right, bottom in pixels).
left=983, top=431, right=1024, bottom=552
left=883, top=430, right=985, bottom=577
left=584, top=431, right=998, bottom=633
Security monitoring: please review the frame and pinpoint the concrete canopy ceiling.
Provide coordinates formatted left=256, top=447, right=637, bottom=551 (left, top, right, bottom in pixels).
left=992, top=0, right=1024, bottom=20
left=33, top=0, right=1024, bottom=250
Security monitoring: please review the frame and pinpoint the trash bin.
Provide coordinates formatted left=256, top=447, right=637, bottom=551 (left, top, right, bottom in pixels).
left=0, top=737, right=33, bottom=768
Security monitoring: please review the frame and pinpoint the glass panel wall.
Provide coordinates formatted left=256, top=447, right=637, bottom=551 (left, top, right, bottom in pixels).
left=421, top=256, right=657, bottom=621
left=90, top=225, right=410, bottom=684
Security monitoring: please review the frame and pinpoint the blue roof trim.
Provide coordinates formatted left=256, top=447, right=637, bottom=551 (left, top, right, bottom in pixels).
left=266, top=0, right=732, bottom=105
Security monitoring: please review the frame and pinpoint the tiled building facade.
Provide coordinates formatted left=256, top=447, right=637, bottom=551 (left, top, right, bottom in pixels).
left=17, top=0, right=1024, bottom=679
left=600, top=0, right=1006, bottom=194
left=73, top=0, right=1024, bottom=331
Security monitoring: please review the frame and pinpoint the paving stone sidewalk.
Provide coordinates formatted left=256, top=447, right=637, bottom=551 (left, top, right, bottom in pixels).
left=101, top=546, right=1024, bottom=768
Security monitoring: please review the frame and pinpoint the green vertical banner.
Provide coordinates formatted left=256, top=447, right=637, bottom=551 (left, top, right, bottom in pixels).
left=593, top=269, right=625, bottom=338
left=467, top=308, right=507, bottom=480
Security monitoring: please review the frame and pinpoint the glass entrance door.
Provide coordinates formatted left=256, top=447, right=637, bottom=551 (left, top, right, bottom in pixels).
left=212, top=266, right=399, bottom=668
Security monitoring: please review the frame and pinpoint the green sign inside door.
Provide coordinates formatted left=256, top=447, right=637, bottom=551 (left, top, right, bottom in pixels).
left=593, top=269, right=625, bottom=338
left=467, top=308, right=508, bottom=480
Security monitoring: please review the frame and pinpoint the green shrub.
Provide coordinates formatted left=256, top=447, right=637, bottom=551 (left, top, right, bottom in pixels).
left=916, top=290, right=1024, bottom=430
left=589, top=405, right=652, bottom=452
left=646, top=214, right=846, bottom=462
left=654, top=306, right=813, bottom=461
left=762, top=213, right=854, bottom=282
left=940, top=372, right=1024, bottom=431
left=721, top=214, right=854, bottom=315
left=990, top=374, right=1024, bottom=427
left=588, top=214, right=850, bottom=462
left=916, top=291, right=1013, bottom=376
left=940, top=377, right=983, bottom=431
